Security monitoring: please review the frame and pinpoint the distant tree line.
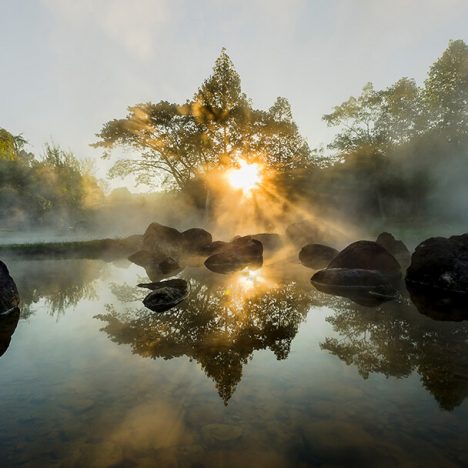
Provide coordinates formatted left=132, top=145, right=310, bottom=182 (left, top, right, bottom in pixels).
left=0, top=129, right=103, bottom=231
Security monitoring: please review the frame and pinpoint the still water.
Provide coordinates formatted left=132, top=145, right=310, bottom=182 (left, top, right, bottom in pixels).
left=0, top=257, right=467, bottom=467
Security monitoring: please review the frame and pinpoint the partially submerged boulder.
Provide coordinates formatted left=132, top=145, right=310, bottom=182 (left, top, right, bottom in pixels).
left=0, top=261, right=19, bottom=315
left=0, top=307, right=20, bottom=358
left=406, top=234, right=468, bottom=293
left=299, top=244, right=339, bottom=269
left=376, top=232, right=411, bottom=270
left=328, top=240, right=401, bottom=278
left=204, top=237, right=263, bottom=274
left=128, top=250, right=166, bottom=268
left=143, top=222, right=183, bottom=258
left=142, top=278, right=189, bottom=312
left=311, top=268, right=397, bottom=306
left=198, top=241, right=229, bottom=256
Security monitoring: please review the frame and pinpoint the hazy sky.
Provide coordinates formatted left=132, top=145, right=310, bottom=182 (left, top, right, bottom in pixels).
left=1, top=0, right=467, bottom=187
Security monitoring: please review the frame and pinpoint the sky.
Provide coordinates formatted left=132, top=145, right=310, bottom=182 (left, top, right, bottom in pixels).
left=1, top=0, right=468, bottom=190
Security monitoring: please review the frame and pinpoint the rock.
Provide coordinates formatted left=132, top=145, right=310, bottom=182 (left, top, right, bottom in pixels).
left=142, top=279, right=189, bottom=312
left=181, top=228, right=212, bottom=254
left=376, top=232, right=411, bottom=270
left=299, top=244, right=339, bottom=269
left=311, top=268, right=397, bottom=306
left=0, top=307, right=20, bottom=358
left=159, top=257, right=180, bottom=274
left=0, top=261, right=19, bottom=315
left=407, top=283, right=468, bottom=321
left=328, top=240, right=401, bottom=278
left=121, top=234, right=144, bottom=251
left=406, top=234, right=468, bottom=293
left=128, top=250, right=166, bottom=268
left=143, top=222, right=183, bottom=258
left=204, top=237, right=263, bottom=274
left=198, top=241, right=229, bottom=256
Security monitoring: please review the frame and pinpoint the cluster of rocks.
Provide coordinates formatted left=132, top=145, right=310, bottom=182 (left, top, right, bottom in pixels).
left=125, top=221, right=467, bottom=318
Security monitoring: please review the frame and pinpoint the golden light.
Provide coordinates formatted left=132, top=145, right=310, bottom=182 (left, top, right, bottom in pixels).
left=226, top=159, right=262, bottom=196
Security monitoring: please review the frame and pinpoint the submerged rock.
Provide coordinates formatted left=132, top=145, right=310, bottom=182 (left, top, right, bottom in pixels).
left=328, top=240, right=401, bottom=278
left=299, top=244, right=339, bottom=269
left=311, top=268, right=397, bottom=306
left=0, top=261, right=19, bottom=315
left=376, top=232, right=411, bottom=270
left=204, top=237, right=263, bottom=274
left=406, top=234, right=468, bottom=294
left=142, top=278, right=189, bottom=312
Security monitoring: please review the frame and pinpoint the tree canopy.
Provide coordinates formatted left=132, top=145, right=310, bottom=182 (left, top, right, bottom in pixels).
left=94, top=49, right=312, bottom=190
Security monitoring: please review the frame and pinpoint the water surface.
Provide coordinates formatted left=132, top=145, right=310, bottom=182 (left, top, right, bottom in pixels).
left=0, top=257, right=467, bottom=467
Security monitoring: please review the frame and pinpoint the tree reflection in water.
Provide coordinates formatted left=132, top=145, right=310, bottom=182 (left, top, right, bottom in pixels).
left=7, top=259, right=104, bottom=318
left=321, top=296, right=468, bottom=410
left=97, top=266, right=316, bottom=404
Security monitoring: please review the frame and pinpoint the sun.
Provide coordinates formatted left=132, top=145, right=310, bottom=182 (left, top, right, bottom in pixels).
left=226, top=159, right=262, bottom=195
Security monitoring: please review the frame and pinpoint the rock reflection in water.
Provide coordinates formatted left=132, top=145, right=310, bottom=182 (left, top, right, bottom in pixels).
left=97, top=266, right=315, bottom=404
left=0, top=307, right=20, bottom=358
left=321, top=297, right=468, bottom=410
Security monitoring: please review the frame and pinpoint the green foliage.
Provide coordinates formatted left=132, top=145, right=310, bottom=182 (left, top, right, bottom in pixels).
left=0, top=130, right=104, bottom=230
left=317, top=40, right=468, bottom=224
left=94, top=49, right=313, bottom=190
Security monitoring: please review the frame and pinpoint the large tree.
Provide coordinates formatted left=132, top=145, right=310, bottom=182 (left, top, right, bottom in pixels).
left=93, top=49, right=312, bottom=190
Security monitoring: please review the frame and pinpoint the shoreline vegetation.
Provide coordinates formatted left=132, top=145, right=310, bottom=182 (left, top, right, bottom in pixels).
left=0, top=236, right=141, bottom=260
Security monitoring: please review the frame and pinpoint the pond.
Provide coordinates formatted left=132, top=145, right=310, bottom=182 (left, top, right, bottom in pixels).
left=0, top=256, right=467, bottom=467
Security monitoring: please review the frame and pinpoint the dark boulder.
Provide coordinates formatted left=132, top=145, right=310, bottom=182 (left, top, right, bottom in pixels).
left=311, top=268, right=397, bottom=306
left=198, top=241, right=229, bottom=256
left=128, top=250, right=166, bottom=268
left=406, top=234, right=468, bottom=293
left=328, top=240, right=401, bottom=278
left=159, top=257, right=180, bottom=274
left=143, top=222, right=183, bottom=258
left=0, top=261, right=19, bottom=315
left=204, top=238, right=263, bottom=274
left=181, top=228, right=212, bottom=254
left=299, top=244, right=339, bottom=269
left=376, top=232, right=411, bottom=270
left=0, top=307, right=20, bottom=358
left=142, top=278, right=189, bottom=312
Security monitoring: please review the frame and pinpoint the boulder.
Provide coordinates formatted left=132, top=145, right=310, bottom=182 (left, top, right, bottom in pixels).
left=159, top=257, right=180, bottom=274
left=406, top=234, right=468, bottom=293
left=0, top=261, right=19, bottom=315
left=181, top=228, right=212, bottom=254
left=299, top=244, right=339, bottom=269
left=128, top=250, right=166, bottom=268
left=311, top=268, right=397, bottom=306
left=143, top=222, right=183, bottom=258
left=142, top=278, right=189, bottom=312
left=204, top=238, right=263, bottom=274
left=376, top=232, right=411, bottom=270
left=0, top=307, right=20, bottom=357
left=198, top=241, right=228, bottom=256
left=328, top=240, right=401, bottom=278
